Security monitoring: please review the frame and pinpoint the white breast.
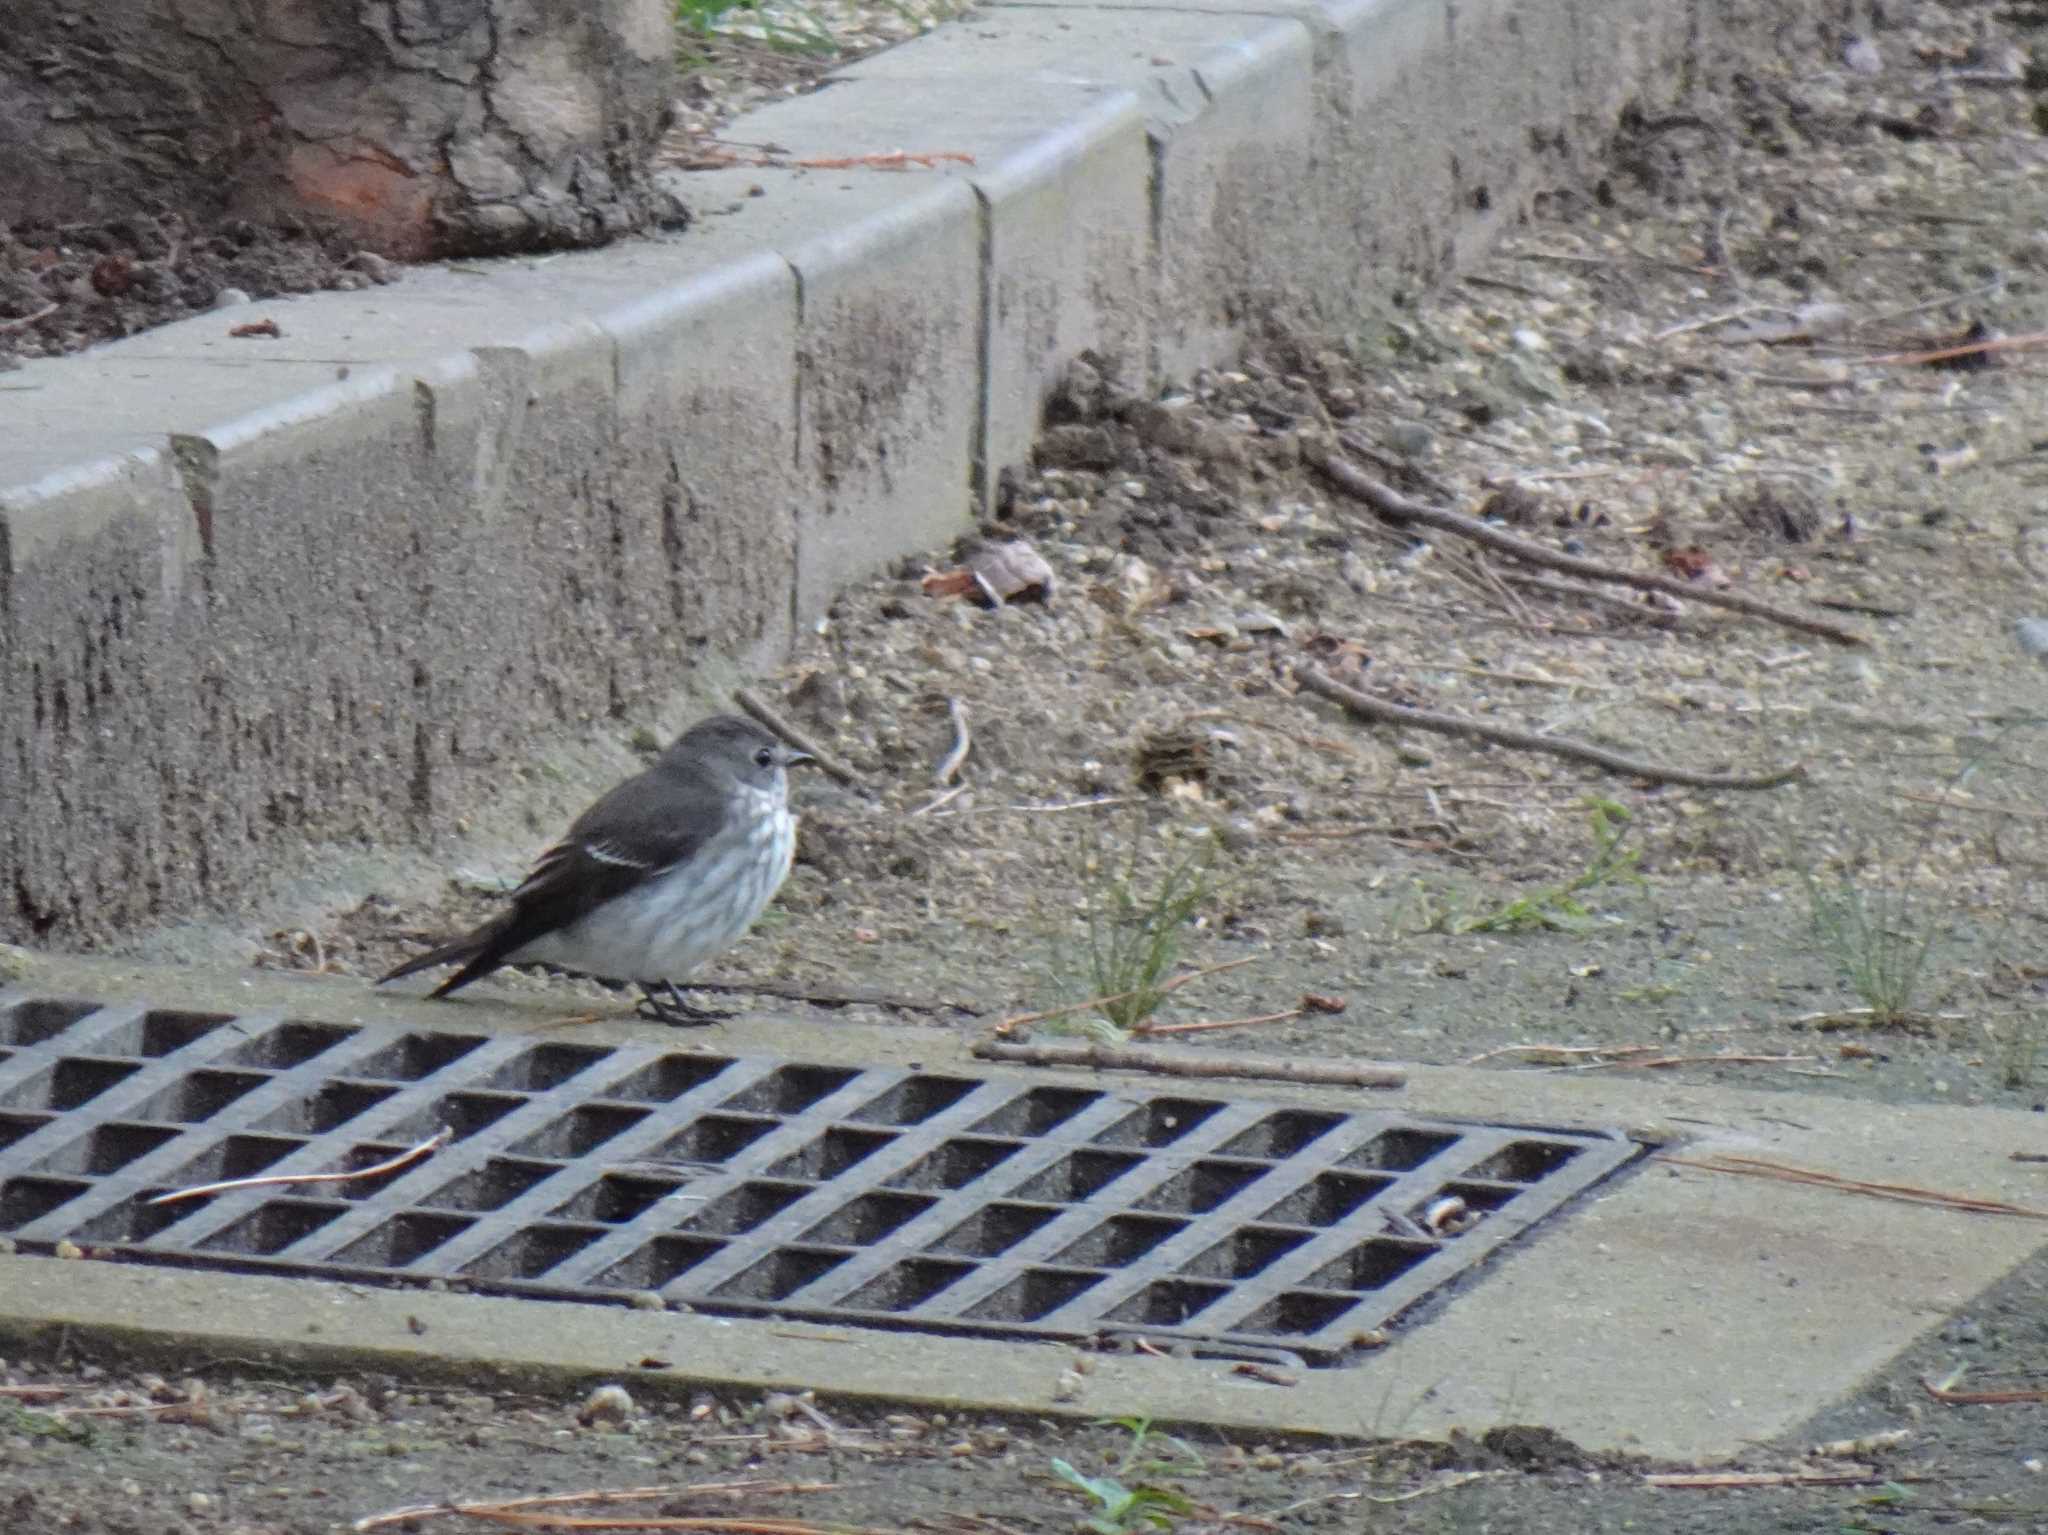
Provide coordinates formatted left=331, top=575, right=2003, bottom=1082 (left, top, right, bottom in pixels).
left=512, top=788, right=797, bottom=985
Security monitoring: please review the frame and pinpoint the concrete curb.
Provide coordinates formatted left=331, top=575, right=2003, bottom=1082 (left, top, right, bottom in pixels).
left=2, top=0, right=1804, bottom=943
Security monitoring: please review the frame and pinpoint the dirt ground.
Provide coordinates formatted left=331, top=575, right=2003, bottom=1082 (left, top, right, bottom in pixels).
left=12, top=0, right=2048, bottom=1531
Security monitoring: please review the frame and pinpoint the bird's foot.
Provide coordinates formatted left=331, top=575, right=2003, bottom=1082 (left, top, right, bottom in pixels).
left=635, top=982, right=734, bottom=1028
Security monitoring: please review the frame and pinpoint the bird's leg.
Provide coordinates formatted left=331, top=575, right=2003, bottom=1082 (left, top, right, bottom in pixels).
left=635, top=981, right=734, bottom=1027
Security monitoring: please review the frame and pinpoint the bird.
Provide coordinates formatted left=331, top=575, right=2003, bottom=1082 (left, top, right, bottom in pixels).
left=378, top=714, right=810, bottom=1024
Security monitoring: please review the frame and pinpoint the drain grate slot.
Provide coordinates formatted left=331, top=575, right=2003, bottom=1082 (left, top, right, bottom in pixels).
left=0, top=993, right=1641, bottom=1364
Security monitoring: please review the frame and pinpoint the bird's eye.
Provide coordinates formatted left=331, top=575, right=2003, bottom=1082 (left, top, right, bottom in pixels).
left=754, top=747, right=775, bottom=768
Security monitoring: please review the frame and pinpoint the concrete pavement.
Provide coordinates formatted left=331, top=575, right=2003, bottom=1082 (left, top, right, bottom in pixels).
left=2, top=952, right=2039, bottom=1461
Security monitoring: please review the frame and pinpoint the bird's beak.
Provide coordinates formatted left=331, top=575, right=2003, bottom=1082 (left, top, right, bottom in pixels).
left=777, top=745, right=814, bottom=769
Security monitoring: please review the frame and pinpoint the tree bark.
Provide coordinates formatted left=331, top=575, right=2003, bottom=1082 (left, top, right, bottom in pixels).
left=0, top=0, right=682, bottom=258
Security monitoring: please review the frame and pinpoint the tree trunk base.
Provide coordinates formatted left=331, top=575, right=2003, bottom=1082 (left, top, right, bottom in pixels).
left=1, top=1, right=683, bottom=260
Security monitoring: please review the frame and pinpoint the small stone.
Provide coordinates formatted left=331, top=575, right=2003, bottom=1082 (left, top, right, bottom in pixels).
left=188, top=1491, right=214, bottom=1514
left=578, top=1384, right=635, bottom=1426
left=627, top=1290, right=666, bottom=1311
left=349, top=250, right=398, bottom=284
left=211, top=287, right=252, bottom=309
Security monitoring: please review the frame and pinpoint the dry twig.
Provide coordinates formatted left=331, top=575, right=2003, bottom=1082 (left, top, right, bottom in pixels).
left=1295, top=665, right=1804, bottom=790
left=1921, top=1375, right=2048, bottom=1405
left=0, top=301, right=58, bottom=333
left=1660, top=1155, right=2048, bottom=1220
left=1580, top=1051, right=1814, bottom=1072
left=147, top=1128, right=452, bottom=1206
left=972, top=1039, right=1405, bottom=1089
left=732, top=689, right=861, bottom=789
left=1133, top=1007, right=1304, bottom=1038
left=1309, top=445, right=1870, bottom=646
left=1860, top=329, right=2048, bottom=367
left=354, top=1482, right=844, bottom=1533
left=1497, top=570, right=1682, bottom=628
left=932, top=697, right=971, bottom=785
left=1645, top=1469, right=1889, bottom=1489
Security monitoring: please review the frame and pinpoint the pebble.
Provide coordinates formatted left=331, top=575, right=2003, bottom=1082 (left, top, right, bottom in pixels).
left=578, top=1383, right=635, bottom=1425
left=211, top=287, right=251, bottom=309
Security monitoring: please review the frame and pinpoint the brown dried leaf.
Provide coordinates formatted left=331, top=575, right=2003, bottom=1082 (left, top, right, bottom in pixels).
left=920, top=567, right=977, bottom=599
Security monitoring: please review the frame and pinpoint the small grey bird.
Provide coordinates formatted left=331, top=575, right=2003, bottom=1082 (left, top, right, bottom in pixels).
left=378, top=715, right=809, bottom=1024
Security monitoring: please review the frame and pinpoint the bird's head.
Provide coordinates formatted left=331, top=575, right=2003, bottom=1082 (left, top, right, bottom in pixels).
left=663, top=714, right=811, bottom=798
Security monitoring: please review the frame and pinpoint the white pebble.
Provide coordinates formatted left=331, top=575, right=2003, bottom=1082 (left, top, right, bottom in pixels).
left=579, top=1383, right=635, bottom=1425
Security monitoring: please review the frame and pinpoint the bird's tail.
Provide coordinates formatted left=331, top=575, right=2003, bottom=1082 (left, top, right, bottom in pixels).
left=377, top=913, right=517, bottom=998
left=377, top=938, right=479, bottom=989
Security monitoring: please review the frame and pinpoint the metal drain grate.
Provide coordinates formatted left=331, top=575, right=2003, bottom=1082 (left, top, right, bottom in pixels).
left=0, top=994, right=1639, bottom=1364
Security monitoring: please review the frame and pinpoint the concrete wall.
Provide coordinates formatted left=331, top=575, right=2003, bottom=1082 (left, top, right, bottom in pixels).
left=0, top=0, right=1826, bottom=945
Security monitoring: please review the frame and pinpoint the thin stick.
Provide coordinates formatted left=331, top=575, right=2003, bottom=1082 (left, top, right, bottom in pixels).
left=932, top=697, right=971, bottom=785
left=1427, top=662, right=1610, bottom=690
left=1921, top=1376, right=2048, bottom=1405
left=794, top=150, right=973, bottom=170
left=1310, top=446, right=1871, bottom=646
left=147, top=1128, right=452, bottom=1206
left=1467, top=1043, right=1660, bottom=1065
left=0, top=301, right=57, bottom=333
left=732, top=690, right=861, bottom=789
left=1659, top=1155, right=2048, bottom=1220
left=908, top=784, right=967, bottom=818
left=1133, top=1008, right=1303, bottom=1037
left=1853, top=278, right=2005, bottom=330
left=1786, top=1007, right=1959, bottom=1032
left=930, top=796, right=1135, bottom=817
left=1860, top=330, right=2048, bottom=367
left=989, top=957, right=1255, bottom=1037
left=973, top=1039, right=1406, bottom=1089
left=1897, top=789, right=2048, bottom=823
left=1645, top=1470, right=1887, bottom=1489
left=1295, top=665, right=1805, bottom=791
left=354, top=1484, right=840, bottom=1533
left=1580, top=1051, right=1813, bottom=1071
left=1497, top=571, right=1682, bottom=629
left=1650, top=303, right=1777, bottom=342
left=0, top=1385, right=70, bottom=1400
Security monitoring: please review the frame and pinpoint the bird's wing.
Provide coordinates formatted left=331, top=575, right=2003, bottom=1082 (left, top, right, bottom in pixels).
left=379, top=760, right=733, bottom=997
left=503, top=764, right=730, bottom=934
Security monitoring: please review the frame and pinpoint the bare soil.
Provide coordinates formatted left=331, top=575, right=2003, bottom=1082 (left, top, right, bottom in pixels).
left=0, top=213, right=381, bottom=364
left=14, top=1, right=2048, bottom=1531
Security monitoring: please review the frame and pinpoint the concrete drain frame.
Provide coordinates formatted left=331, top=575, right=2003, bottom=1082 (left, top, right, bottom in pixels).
left=0, top=993, right=1641, bottom=1366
